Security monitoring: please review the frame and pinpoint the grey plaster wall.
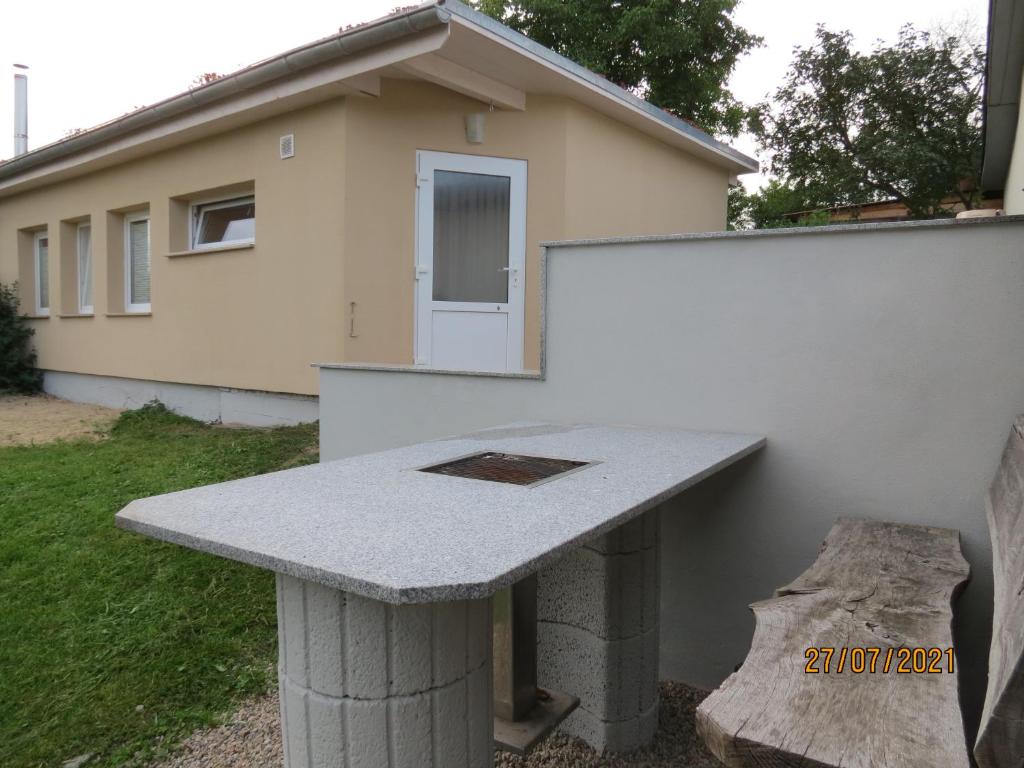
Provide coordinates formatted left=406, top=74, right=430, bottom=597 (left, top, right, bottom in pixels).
left=319, top=217, right=1024, bottom=737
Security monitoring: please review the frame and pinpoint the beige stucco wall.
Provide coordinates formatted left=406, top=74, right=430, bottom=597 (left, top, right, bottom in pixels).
left=341, top=79, right=730, bottom=372
left=0, top=100, right=348, bottom=396
left=1004, top=71, right=1024, bottom=215
left=564, top=101, right=730, bottom=236
left=0, top=78, right=733, bottom=394
left=340, top=79, right=570, bottom=372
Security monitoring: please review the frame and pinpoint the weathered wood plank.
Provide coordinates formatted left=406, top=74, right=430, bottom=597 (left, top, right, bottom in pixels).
left=696, top=517, right=970, bottom=768
left=975, top=416, right=1024, bottom=768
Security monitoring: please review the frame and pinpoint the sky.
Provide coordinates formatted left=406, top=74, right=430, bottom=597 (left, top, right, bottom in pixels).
left=0, top=0, right=988, bottom=189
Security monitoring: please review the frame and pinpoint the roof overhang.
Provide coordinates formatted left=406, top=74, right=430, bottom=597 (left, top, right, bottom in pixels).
left=0, top=0, right=757, bottom=198
left=982, top=0, right=1024, bottom=190
left=438, top=1, right=757, bottom=174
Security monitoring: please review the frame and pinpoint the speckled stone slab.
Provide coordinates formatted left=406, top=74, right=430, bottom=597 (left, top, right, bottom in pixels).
left=116, top=423, right=764, bottom=603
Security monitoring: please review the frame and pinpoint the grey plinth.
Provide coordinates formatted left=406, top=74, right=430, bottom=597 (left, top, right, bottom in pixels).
left=537, top=508, right=660, bottom=751
left=276, top=575, right=493, bottom=768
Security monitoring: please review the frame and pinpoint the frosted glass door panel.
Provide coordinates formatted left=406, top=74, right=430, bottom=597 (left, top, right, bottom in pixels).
left=432, top=170, right=510, bottom=303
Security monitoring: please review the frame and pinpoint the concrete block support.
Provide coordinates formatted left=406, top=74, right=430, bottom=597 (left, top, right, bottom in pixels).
left=276, top=574, right=494, bottom=768
left=536, top=509, right=660, bottom=752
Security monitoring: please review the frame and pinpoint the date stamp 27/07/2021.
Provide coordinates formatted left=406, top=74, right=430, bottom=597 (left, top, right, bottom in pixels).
left=803, top=647, right=955, bottom=674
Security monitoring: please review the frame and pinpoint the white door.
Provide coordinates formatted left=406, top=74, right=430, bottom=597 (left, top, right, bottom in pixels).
left=415, top=151, right=527, bottom=372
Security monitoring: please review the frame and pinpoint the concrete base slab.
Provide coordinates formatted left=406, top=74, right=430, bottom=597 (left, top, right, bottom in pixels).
left=493, top=687, right=579, bottom=755
left=43, top=370, right=318, bottom=426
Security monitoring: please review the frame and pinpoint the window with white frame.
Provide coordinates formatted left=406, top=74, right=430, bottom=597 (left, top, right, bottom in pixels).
left=77, top=223, right=93, bottom=314
left=124, top=212, right=151, bottom=313
left=191, top=195, right=255, bottom=250
left=34, top=231, right=49, bottom=316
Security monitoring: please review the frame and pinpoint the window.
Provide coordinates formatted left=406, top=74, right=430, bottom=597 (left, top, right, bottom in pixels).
left=191, top=196, right=254, bottom=250
left=77, top=223, right=93, bottom=314
left=34, top=231, right=49, bottom=316
left=124, top=212, right=151, bottom=313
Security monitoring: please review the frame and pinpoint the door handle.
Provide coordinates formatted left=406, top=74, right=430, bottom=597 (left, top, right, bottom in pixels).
left=499, top=267, right=518, bottom=273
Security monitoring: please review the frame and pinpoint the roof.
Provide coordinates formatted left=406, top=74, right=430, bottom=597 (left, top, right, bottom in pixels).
left=0, top=0, right=757, bottom=196
left=982, top=0, right=1024, bottom=190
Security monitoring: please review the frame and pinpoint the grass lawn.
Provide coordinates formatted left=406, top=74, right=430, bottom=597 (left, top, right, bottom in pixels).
left=0, top=404, right=318, bottom=768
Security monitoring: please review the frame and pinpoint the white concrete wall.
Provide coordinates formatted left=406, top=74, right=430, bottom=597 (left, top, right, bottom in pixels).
left=44, top=370, right=319, bottom=426
left=318, top=216, right=1024, bottom=737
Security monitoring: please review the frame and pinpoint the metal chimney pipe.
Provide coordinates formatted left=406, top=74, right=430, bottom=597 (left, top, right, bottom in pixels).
left=14, top=64, right=28, bottom=157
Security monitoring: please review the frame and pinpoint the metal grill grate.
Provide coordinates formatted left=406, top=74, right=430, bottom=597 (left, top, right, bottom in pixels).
left=419, top=452, right=589, bottom=486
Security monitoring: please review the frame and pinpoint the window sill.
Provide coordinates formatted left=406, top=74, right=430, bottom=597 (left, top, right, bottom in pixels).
left=24, top=313, right=50, bottom=319
left=105, top=312, right=152, bottom=317
left=166, top=242, right=255, bottom=258
left=59, top=313, right=95, bottom=318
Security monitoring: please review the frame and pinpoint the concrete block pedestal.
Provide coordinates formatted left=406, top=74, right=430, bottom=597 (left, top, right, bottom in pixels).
left=537, top=508, right=661, bottom=752
left=276, top=574, right=494, bottom=768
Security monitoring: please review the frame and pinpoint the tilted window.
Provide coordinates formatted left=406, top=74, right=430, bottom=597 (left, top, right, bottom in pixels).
left=191, top=196, right=255, bottom=250
left=34, top=231, right=49, bottom=315
left=125, top=212, right=151, bottom=313
left=77, top=223, right=93, bottom=314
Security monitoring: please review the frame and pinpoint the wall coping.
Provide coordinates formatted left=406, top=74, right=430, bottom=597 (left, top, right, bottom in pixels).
left=541, top=213, right=1024, bottom=249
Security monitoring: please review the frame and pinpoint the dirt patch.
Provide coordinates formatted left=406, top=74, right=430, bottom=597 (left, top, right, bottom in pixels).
left=151, top=682, right=718, bottom=768
left=0, top=394, right=121, bottom=447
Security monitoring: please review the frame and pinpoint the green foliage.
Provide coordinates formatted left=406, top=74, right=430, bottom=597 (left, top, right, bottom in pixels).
left=752, top=25, right=984, bottom=218
left=0, top=406, right=318, bottom=767
left=728, top=180, right=831, bottom=230
left=0, top=282, right=42, bottom=393
left=473, top=0, right=762, bottom=137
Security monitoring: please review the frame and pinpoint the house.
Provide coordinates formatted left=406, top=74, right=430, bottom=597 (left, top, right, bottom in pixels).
left=0, top=0, right=756, bottom=424
left=782, top=194, right=1004, bottom=225
left=982, top=0, right=1024, bottom=213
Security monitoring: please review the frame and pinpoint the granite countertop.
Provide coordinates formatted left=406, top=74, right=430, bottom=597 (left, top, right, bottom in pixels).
left=116, top=423, right=765, bottom=603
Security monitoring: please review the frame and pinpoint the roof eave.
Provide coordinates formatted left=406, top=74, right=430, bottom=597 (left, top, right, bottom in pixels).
left=441, top=0, right=758, bottom=174
left=981, top=0, right=1024, bottom=190
left=0, top=3, right=451, bottom=185
left=0, top=0, right=758, bottom=186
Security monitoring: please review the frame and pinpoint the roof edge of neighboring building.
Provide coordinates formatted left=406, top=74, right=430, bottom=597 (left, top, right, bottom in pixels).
left=0, top=0, right=757, bottom=188
left=981, top=0, right=1024, bottom=189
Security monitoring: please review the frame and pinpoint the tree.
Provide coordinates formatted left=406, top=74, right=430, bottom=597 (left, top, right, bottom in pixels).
left=752, top=25, right=984, bottom=218
left=0, top=283, right=42, bottom=393
left=729, top=181, right=831, bottom=230
left=473, top=0, right=761, bottom=137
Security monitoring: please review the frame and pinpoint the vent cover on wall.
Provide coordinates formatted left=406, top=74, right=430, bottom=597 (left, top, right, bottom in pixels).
left=279, top=134, right=295, bottom=159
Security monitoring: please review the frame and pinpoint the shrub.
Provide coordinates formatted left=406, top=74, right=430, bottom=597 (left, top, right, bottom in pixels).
left=0, top=282, right=43, bottom=393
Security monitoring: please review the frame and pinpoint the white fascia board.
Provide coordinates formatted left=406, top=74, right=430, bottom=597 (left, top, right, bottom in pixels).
left=0, top=27, right=449, bottom=197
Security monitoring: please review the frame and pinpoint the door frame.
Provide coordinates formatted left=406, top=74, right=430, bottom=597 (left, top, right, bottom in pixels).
left=414, top=150, right=527, bottom=372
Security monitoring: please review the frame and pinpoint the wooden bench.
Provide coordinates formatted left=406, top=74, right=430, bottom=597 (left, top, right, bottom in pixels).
left=696, top=516, right=971, bottom=768
left=975, top=416, right=1024, bottom=768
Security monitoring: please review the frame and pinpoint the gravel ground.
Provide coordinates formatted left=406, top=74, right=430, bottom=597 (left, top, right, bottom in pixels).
left=152, top=681, right=719, bottom=768
left=0, top=394, right=120, bottom=446
left=154, top=693, right=281, bottom=768
left=496, top=682, right=719, bottom=768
